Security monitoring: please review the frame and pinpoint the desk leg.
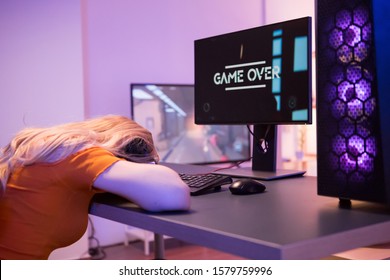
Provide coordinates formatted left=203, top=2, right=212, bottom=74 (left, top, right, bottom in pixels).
left=154, top=233, right=165, bottom=260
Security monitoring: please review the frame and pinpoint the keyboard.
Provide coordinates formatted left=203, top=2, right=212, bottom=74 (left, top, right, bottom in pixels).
left=179, top=173, right=233, bottom=196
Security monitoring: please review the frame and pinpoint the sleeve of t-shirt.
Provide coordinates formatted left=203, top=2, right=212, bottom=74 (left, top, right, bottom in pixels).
left=64, top=147, right=123, bottom=191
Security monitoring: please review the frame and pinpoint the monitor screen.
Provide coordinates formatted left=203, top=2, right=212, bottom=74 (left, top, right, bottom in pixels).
left=130, top=83, right=251, bottom=165
left=194, top=17, right=312, bottom=180
left=195, top=17, right=312, bottom=125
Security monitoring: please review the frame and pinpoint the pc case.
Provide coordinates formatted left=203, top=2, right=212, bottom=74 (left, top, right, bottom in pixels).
left=316, top=0, right=390, bottom=205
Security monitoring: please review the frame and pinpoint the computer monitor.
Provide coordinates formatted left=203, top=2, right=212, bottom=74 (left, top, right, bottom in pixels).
left=194, top=17, right=312, bottom=180
left=130, top=83, right=251, bottom=165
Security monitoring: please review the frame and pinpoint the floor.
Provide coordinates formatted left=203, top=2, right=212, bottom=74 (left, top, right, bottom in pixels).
left=85, top=238, right=390, bottom=260
left=86, top=238, right=247, bottom=260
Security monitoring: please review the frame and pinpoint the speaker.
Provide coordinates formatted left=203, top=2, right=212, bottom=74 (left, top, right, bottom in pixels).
left=316, top=0, right=390, bottom=204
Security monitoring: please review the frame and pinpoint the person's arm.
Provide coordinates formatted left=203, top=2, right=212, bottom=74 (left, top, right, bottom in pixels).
left=93, top=161, right=190, bottom=212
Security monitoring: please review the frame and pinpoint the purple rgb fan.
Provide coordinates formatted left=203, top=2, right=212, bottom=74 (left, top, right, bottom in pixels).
left=326, top=4, right=377, bottom=180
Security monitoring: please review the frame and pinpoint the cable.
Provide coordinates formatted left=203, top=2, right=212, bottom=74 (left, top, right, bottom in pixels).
left=87, top=216, right=106, bottom=260
left=246, top=124, right=271, bottom=154
left=210, top=159, right=250, bottom=173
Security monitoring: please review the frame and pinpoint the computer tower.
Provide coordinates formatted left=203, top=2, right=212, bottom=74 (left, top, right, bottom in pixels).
left=316, top=0, right=390, bottom=205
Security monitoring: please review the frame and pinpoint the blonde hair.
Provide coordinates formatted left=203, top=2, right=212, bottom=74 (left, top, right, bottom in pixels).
left=0, top=115, right=159, bottom=196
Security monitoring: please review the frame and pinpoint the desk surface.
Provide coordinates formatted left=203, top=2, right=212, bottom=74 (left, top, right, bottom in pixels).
left=90, top=163, right=390, bottom=259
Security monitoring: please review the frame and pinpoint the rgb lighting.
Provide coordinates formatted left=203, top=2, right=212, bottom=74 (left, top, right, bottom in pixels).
left=324, top=3, right=378, bottom=182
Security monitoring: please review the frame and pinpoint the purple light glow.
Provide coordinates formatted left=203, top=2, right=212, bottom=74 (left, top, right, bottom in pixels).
left=329, top=29, right=343, bottom=49
left=337, top=44, right=353, bottom=63
left=354, top=42, right=369, bottom=62
left=329, top=153, right=340, bottom=171
left=362, top=24, right=372, bottom=42
left=357, top=153, right=375, bottom=173
left=348, top=135, right=364, bottom=155
left=366, top=136, right=376, bottom=156
left=333, top=135, right=347, bottom=155
left=346, top=65, right=362, bottom=83
left=340, top=153, right=357, bottom=173
left=331, top=99, right=347, bottom=119
left=339, top=118, right=355, bottom=138
left=338, top=81, right=354, bottom=101
left=338, top=151, right=375, bottom=174
left=347, top=99, right=363, bottom=120
left=330, top=65, right=345, bottom=84
left=336, top=10, right=352, bottom=30
left=353, top=6, right=369, bottom=26
left=364, top=97, right=376, bottom=116
left=356, top=118, right=371, bottom=138
left=345, top=25, right=361, bottom=46
left=355, top=79, right=371, bottom=101
left=327, top=4, right=377, bottom=180
left=325, top=83, right=337, bottom=102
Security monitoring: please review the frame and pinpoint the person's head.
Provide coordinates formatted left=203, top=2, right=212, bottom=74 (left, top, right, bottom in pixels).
left=63, top=115, right=159, bottom=163
left=0, top=115, right=159, bottom=196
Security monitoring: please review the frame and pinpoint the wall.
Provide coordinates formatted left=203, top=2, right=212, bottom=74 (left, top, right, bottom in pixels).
left=0, top=0, right=85, bottom=147
left=264, top=0, right=314, bottom=23
left=83, top=0, right=264, bottom=119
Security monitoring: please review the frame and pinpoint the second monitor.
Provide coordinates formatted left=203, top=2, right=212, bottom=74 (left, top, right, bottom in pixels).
left=131, top=83, right=251, bottom=165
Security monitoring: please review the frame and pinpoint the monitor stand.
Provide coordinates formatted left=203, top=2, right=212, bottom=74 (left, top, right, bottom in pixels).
left=213, top=124, right=306, bottom=181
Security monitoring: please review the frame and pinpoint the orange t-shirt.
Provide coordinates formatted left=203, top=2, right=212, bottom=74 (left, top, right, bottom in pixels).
left=0, top=147, right=121, bottom=259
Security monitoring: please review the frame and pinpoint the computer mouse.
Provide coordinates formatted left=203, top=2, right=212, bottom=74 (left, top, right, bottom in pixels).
left=228, top=178, right=266, bottom=195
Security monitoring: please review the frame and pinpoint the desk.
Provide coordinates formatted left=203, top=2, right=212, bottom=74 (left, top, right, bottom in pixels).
left=89, top=163, right=390, bottom=260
